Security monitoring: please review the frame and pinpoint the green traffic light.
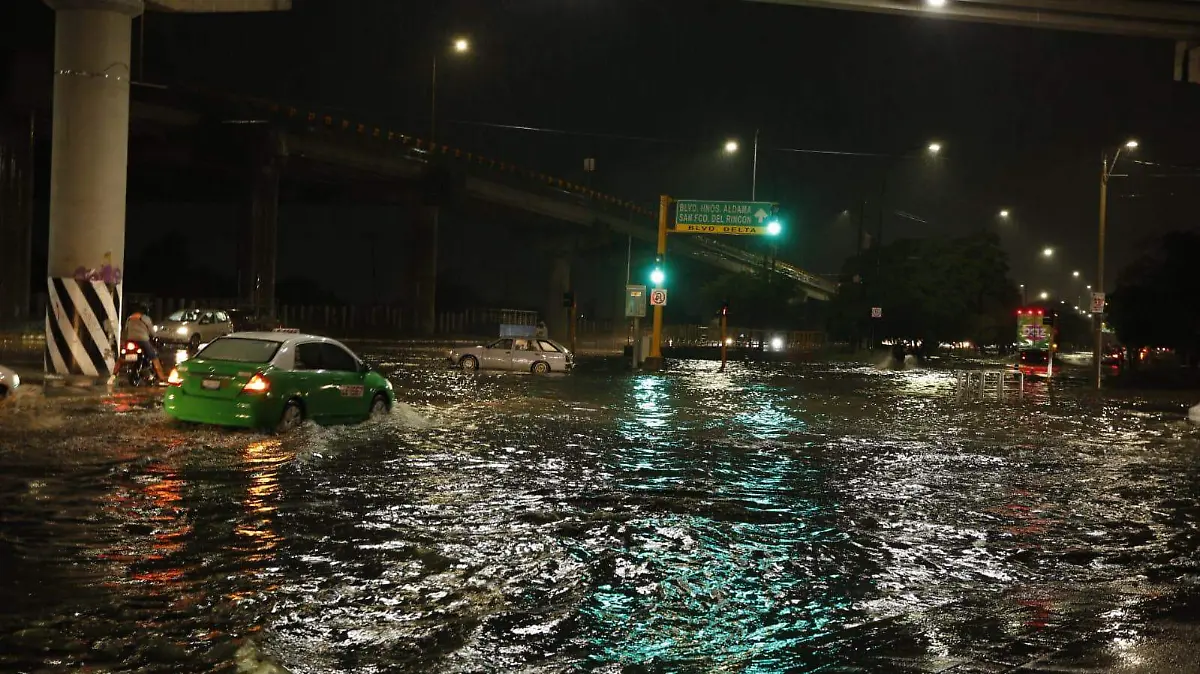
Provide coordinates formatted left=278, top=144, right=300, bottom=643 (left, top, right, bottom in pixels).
left=766, top=220, right=782, bottom=236
left=650, top=268, right=665, bottom=286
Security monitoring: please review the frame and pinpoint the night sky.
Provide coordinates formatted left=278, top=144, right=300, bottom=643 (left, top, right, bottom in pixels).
left=4, top=0, right=1200, bottom=310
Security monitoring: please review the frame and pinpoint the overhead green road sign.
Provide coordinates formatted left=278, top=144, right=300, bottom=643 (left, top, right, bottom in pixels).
left=673, top=200, right=779, bottom=235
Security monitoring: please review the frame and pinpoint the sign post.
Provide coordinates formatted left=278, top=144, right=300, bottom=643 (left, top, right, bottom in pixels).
left=719, top=302, right=729, bottom=373
left=1090, top=292, right=1106, bottom=314
left=625, top=285, right=646, bottom=370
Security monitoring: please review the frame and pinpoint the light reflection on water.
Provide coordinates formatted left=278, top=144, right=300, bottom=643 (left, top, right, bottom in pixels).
left=0, top=354, right=1199, bottom=672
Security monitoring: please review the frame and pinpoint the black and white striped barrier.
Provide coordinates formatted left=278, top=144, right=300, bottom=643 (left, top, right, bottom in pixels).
left=45, top=278, right=121, bottom=379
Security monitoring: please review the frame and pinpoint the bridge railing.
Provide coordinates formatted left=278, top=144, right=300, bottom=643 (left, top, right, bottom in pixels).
left=132, top=83, right=836, bottom=294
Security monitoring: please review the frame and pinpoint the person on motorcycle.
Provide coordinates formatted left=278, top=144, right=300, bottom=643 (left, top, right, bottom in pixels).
left=121, top=304, right=167, bottom=381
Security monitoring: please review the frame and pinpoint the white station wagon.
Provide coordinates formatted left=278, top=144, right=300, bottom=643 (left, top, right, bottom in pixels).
left=449, top=337, right=574, bottom=374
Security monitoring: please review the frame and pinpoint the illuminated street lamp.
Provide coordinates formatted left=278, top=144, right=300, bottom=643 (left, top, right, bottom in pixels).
left=1073, top=270, right=1080, bottom=277
left=431, top=36, right=471, bottom=145
left=926, top=0, right=947, bottom=6
left=1039, top=291, right=1049, bottom=300
left=1043, top=247, right=1054, bottom=257
left=1094, top=138, right=1139, bottom=389
left=927, top=142, right=942, bottom=154
left=723, top=132, right=762, bottom=199
left=999, top=209, right=1010, bottom=218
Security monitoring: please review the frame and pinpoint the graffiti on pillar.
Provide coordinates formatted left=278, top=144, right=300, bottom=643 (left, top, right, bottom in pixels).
left=73, top=252, right=122, bottom=285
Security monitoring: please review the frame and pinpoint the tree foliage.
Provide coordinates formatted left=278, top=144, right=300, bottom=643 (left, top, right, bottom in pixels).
left=1108, top=231, right=1200, bottom=360
left=829, top=231, right=1018, bottom=347
left=698, top=269, right=819, bottom=330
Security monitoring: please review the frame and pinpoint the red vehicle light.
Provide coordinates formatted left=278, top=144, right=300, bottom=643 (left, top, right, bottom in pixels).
left=241, top=373, right=270, bottom=393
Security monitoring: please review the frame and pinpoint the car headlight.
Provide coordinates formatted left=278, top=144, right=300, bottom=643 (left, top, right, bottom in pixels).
left=176, top=327, right=188, bottom=336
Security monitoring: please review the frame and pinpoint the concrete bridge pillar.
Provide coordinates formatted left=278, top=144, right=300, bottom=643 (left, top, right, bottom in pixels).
left=544, top=250, right=572, bottom=343
left=240, top=149, right=281, bottom=318
left=400, top=200, right=438, bottom=336
left=42, top=0, right=143, bottom=381
left=0, top=115, right=33, bottom=326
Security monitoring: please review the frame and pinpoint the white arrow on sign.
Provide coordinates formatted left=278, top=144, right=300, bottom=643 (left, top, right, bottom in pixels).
left=754, top=208, right=768, bottom=223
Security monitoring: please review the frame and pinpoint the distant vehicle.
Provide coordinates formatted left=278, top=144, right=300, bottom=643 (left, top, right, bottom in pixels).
left=449, top=337, right=573, bottom=374
left=164, top=332, right=394, bottom=433
left=227, top=308, right=281, bottom=333
left=0, top=364, right=20, bottom=398
left=155, top=309, right=234, bottom=350
left=120, top=340, right=159, bottom=387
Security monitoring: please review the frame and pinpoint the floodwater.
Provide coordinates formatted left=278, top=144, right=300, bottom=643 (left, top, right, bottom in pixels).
left=1, top=351, right=1199, bottom=673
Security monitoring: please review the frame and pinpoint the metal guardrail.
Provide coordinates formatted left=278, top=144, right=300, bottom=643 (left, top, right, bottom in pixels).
left=955, top=370, right=1025, bottom=403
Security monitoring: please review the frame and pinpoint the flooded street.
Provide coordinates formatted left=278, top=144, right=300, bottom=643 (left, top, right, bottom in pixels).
left=2, top=350, right=1200, bottom=673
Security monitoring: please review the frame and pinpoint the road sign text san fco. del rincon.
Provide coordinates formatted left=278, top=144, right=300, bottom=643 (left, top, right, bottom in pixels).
left=673, top=200, right=779, bottom=235
left=649, top=289, right=668, bottom=307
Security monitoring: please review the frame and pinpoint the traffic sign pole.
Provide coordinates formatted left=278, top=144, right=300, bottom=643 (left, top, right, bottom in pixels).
left=646, top=195, right=670, bottom=370
left=719, top=311, right=728, bottom=372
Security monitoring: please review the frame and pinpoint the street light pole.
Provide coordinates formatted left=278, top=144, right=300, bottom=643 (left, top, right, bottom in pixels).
left=752, top=128, right=760, bottom=201
left=1094, top=140, right=1136, bottom=391
left=1093, top=152, right=1109, bottom=391
left=430, top=55, right=437, bottom=145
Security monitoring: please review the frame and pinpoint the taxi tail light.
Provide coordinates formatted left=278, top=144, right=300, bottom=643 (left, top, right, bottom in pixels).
left=242, top=372, right=270, bottom=393
left=166, top=368, right=182, bottom=386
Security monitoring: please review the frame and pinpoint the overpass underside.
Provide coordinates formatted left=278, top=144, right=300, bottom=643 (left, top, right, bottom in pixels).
left=745, top=0, right=1200, bottom=40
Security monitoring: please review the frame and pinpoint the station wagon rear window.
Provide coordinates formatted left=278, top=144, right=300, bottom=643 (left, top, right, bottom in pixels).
left=196, top=338, right=281, bottom=363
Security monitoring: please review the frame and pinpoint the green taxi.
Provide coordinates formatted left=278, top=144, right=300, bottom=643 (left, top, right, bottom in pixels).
left=163, top=332, right=394, bottom=433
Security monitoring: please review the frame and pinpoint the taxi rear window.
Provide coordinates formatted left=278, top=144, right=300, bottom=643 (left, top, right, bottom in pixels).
left=196, top=338, right=281, bottom=363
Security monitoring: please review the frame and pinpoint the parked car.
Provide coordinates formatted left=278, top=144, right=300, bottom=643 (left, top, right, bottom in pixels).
left=154, top=309, right=234, bottom=350
left=449, top=337, right=573, bottom=374
left=0, top=364, right=20, bottom=398
left=164, top=332, right=394, bottom=433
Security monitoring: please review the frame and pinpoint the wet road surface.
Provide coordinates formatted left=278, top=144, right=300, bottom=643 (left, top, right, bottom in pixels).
left=2, top=350, right=1200, bottom=673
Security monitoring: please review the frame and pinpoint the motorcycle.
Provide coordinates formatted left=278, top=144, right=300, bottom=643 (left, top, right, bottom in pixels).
left=121, top=341, right=158, bottom=387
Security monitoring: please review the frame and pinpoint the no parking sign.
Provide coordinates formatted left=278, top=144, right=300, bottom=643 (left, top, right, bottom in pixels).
left=650, top=289, right=668, bottom=307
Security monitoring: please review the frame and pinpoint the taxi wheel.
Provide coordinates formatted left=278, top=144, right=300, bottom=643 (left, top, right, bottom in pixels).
left=460, top=356, right=479, bottom=372
left=0, top=385, right=8, bottom=399
left=276, top=400, right=304, bottom=434
left=531, top=361, right=550, bottom=375
left=369, top=394, right=389, bottom=418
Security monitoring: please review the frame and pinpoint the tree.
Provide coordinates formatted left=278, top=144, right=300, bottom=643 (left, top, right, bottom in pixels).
left=829, top=231, right=1018, bottom=350
left=699, top=270, right=811, bottom=330
left=1108, top=231, right=1200, bottom=365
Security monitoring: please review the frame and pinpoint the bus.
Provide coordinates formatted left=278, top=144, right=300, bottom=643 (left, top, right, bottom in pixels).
left=1016, top=308, right=1055, bottom=377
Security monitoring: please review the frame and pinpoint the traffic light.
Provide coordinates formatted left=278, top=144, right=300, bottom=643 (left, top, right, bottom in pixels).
left=766, top=203, right=782, bottom=236
left=562, top=291, right=574, bottom=308
left=649, top=256, right=665, bottom=287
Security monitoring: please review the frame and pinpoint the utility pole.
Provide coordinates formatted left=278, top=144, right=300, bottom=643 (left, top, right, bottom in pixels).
left=1094, top=152, right=1109, bottom=391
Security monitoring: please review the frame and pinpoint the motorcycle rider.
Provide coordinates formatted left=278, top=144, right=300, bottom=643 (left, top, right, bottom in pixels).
left=120, top=303, right=167, bottom=382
